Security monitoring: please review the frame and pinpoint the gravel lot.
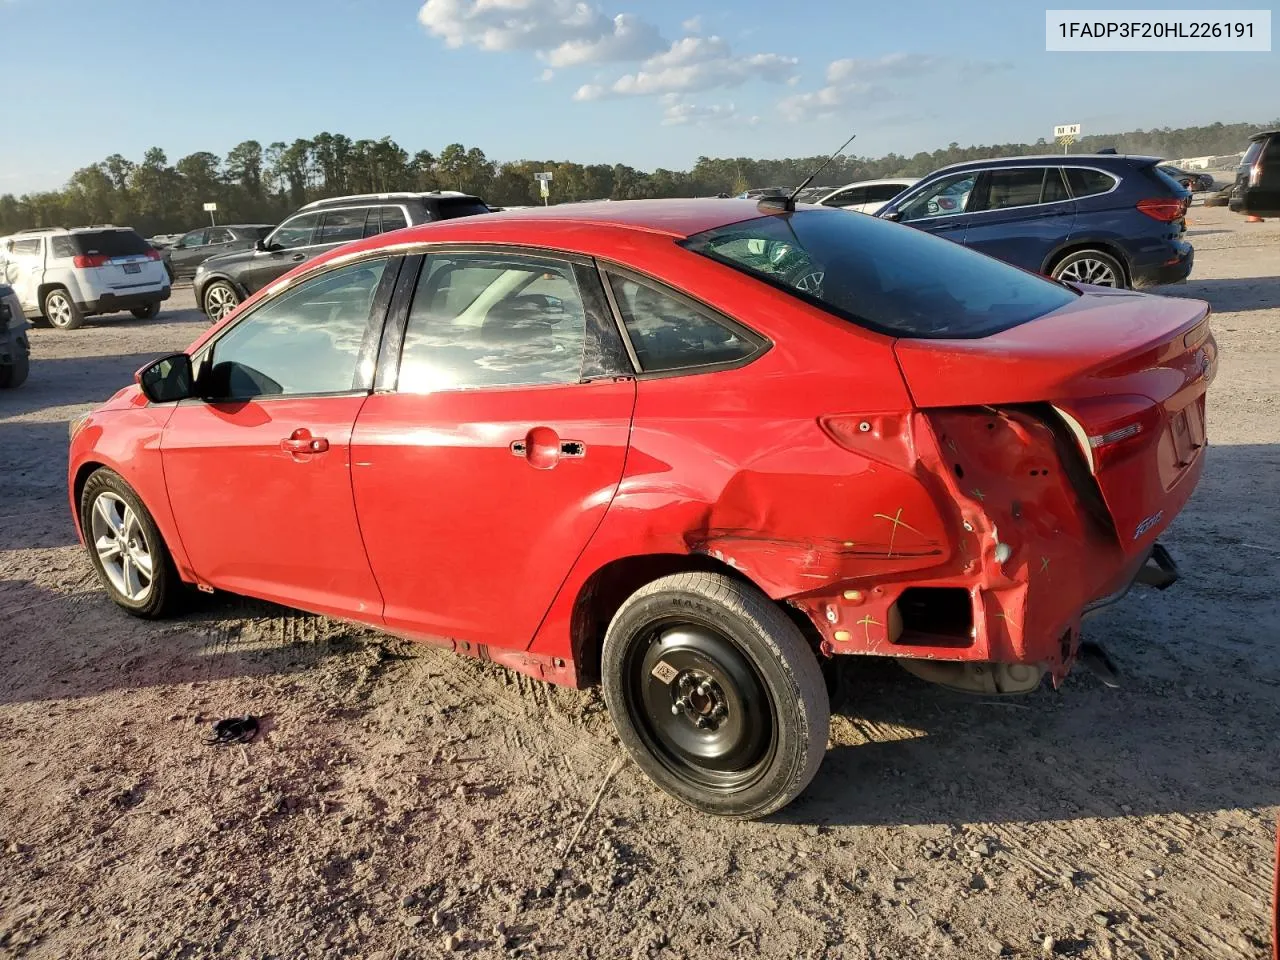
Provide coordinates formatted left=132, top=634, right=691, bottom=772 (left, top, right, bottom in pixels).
left=1, top=205, right=1277, bottom=959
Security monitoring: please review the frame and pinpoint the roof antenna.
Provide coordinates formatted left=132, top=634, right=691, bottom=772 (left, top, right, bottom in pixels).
left=758, top=132, right=858, bottom=215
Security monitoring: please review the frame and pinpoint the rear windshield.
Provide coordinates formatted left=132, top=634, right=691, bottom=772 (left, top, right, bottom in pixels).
left=431, top=198, right=491, bottom=221
left=69, top=230, right=151, bottom=257
left=682, top=209, right=1078, bottom=339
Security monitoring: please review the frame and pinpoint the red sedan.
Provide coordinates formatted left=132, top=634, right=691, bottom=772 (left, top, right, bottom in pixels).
left=67, top=199, right=1216, bottom=817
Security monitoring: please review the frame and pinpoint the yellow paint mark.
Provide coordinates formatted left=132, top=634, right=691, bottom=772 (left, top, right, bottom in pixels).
left=873, top=508, right=927, bottom=558
left=970, top=488, right=985, bottom=502
left=995, top=610, right=1020, bottom=629
left=1040, top=556, right=1051, bottom=575
left=857, top=615, right=882, bottom=643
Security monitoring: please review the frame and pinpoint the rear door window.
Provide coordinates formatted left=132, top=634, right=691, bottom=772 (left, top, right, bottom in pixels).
left=896, top=172, right=978, bottom=221
left=316, top=209, right=368, bottom=245
left=823, top=187, right=867, bottom=208
left=865, top=183, right=910, bottom=203
left=380, top=206, right=408, bottom=232
left=429, top=198, right=491, bottom=220
left=978, top=168, right=1049, bottom=210
left=397, top=253, right=586, bottom=392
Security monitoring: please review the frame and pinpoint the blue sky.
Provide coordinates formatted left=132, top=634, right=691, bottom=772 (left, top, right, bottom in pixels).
left=1, top=0, right=1275, bottom=194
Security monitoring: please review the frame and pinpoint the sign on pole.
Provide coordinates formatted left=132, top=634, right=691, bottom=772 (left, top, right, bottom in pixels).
left=1054, top=123, right=1081, bottom=153
left=202, top=201, right=218, bottom=225
left=535, top=172, right=553, bottom=205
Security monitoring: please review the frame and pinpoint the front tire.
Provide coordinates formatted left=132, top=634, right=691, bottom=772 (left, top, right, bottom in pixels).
left=130, top=302, right=161, bottom=320
left=602, top=572, right=830, bottom=819
left=202, top=280, right=241, bottom=322
left=43, top=288, right=84, bottom=330
left=80, top=469, right=180, bottom=619
left=1050, top=249, right=1126, bottom=289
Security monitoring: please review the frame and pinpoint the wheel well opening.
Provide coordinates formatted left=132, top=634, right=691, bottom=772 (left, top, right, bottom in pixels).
left=1045, top=243, right=1131, bottom=285
left=37, top=282, right=68, bottom=306
left=570, top=553, right=757, bottom=686
left=71, top=461, right=104, bottom=526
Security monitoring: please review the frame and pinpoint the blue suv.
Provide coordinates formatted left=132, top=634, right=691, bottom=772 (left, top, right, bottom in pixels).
left=876, top=154, right=1193, bottom=289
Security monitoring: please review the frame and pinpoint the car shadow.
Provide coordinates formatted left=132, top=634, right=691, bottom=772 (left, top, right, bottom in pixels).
left=1160, top=276, right=1280, bottom=313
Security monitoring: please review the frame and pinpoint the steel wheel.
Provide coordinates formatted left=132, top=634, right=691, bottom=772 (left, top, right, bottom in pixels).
left=1055, top=255, right=1120, bottom=287
left=45, top=291, right=74, bottom=327
left=204, top=283, right=239, bottom=321
left=90, top=491, right=154, bottom=603
left=622, top=616, right=778, bottom=792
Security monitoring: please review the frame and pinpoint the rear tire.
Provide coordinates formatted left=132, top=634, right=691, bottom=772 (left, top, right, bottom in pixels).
left=601, top=572, right=830, bottom=819
left=79, top=468, right=180, bottom=619
left=0, top=352, right=29, bottom=389
left=1050, top=249, right=1126, bottom=289
left=131, top=302, right=161, bottom=320
left=43, top=288, right=84, bottom=330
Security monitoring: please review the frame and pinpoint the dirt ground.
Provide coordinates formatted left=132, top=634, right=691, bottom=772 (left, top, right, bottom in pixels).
left=1, top=205, right=1277, bottom=960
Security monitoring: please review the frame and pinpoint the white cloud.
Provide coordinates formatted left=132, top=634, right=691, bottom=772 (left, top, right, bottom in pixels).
left=682, top=15, right=702, bottom=33
left=539, top=67, right=555, bottom=81
left=661, top=100, right=739, bottom=126
left=779, top=52, right=1009, bottom=121
left=417, top=0, right=663, bottom=65
left=574, top=37, right=797, bottom=100
left=544, top=13, right=664, bottom=67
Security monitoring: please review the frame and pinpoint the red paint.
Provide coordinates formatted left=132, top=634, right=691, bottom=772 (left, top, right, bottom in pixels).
left=68, top=200, right=1215, bottom=690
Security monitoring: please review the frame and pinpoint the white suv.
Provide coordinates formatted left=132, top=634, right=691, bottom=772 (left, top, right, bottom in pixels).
left=0, top=227, right=170, bottom=330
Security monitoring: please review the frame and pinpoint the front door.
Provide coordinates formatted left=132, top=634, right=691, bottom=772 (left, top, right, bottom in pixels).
left=169, top=228, right=209, bottom=279
left=962, top=167, right=1077, bottom=272
left=238, top=212, right=322, bottom=296
left=161, top=256, right=399, bottom=620
left=886, top=171, right=978, bottom=244
left=351, top=251, right=636, bottom=648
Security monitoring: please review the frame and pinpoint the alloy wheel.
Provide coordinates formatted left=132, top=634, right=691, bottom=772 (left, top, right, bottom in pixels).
left=90, top=492, right=154, bottom=603
left=205, top=285, right=239, bottom=321
left=46, top=293, right=73, bottom=327
left=1056, top=257, right=1119, bottom=287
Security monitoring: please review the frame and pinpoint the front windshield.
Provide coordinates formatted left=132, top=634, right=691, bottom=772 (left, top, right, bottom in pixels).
left=681, top=209, right=1078, bottom=339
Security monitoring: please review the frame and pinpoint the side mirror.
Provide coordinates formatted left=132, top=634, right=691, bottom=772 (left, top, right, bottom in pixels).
left=254, top=238, right=269, bottom=252
left=135, top=353, right=194, bottom=404
left=880, top=210, right=903, bottom=222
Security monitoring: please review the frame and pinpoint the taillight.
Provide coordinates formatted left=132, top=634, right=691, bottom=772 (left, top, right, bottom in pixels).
left=1059, top=395, right=1162, bottom=470
left=1136, top=198, right=1186, bottom=222
left=73, top=254, right=109, bottom=268
left=1250, top=161, right=1263, bottom=187
left=145, top=248, right=163, bottom=261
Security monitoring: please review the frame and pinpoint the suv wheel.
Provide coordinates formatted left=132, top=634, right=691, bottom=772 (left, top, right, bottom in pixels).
left=203, top=281, right=241, bottom=322
left=43, top=288, right=84, bottom=330
left=131, top=302, right=161, bottom=320
left=601, top=572, right=830, bottom=818
left=1051, top=250, right=1126, bottom=288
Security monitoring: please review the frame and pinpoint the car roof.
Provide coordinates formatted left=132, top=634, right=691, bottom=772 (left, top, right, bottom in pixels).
left=821, top=178, right=918, bottom=193
left=438, top=198, right=768, bottom=239
left=931, top=154, right=1161, bottom=174
left=298, top=191, right=480, bottom=211
left=1248, top=129, right=1279, bottom=142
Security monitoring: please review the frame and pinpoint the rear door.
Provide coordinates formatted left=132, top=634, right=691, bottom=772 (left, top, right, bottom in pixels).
left=962, top=167, right=1076, bottom=271
left=351, top=249, right=635, bottom=647
left=169, top=229, right=209, bottom=279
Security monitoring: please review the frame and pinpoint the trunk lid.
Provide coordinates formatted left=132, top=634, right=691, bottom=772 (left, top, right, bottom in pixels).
left=895, top=289, right=1216, bottom=546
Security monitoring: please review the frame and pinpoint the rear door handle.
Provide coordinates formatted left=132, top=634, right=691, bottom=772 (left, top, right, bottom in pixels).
left=290, top=253, right=306, bottom=262
left=281, top=428, right=329, bottom=454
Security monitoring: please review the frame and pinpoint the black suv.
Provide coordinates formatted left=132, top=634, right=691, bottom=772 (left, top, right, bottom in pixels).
left=1230, top=130, right=1280, bottom=218
left=193, top=192, right=491, bottom=320
left=164, top=224, right=274, bottom=281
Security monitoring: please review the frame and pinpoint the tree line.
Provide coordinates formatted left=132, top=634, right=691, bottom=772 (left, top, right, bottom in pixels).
left=1, top=120, right=1272, bottom=237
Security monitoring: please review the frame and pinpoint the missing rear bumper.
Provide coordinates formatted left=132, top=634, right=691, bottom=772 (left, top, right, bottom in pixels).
left=1083, top=542, right=1180, bottom=620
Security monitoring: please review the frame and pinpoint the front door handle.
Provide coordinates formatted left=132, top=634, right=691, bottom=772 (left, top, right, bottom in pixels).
left=281, top=428, right=329, bottom=455
left=290, top=253, right=306, bottom=262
